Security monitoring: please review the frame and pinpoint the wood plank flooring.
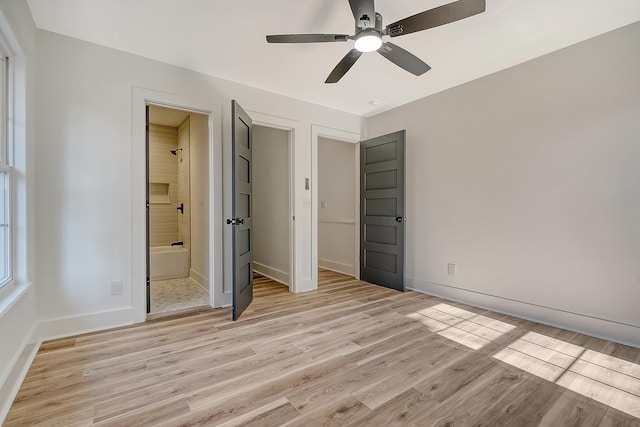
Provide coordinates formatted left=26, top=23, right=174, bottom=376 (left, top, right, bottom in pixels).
left=5, top=270, right=640, bottom=426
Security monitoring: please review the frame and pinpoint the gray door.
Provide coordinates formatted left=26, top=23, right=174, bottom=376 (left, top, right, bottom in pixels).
left=145, top=105, right=151, bottom=313
left=360, top=130, right=406, bottom=291
left=230, top=100, right=253, bottom=320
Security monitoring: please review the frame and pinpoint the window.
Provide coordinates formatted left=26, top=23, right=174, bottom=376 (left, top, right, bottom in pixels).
left=0, top=54, right=11, bottom=287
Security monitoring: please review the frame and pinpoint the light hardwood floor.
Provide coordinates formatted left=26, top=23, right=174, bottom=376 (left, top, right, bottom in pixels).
left=5, top=270, right=640, bottom=426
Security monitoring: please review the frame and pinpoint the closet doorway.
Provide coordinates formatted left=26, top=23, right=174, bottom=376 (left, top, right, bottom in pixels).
left=251, top=125, right=292, bottom=291
left=317, top=137, right=359, bottom=278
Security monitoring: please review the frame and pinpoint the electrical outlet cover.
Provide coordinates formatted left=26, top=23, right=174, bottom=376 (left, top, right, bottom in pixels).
left=447, top=264, right=456, bottom=277
left=111, top=280, right=123, bottom=295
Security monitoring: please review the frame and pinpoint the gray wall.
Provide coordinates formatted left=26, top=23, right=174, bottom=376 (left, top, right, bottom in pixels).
left=366, top=22, right=640, bottom=346
left=252, top=125, right=290, bottom=285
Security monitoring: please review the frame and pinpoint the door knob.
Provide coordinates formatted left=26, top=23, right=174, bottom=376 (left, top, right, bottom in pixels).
left=226, top=218, right=245, bottom=225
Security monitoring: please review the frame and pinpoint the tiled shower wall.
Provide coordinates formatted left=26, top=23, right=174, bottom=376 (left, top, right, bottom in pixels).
left=149, top=124, right=179, bottom=247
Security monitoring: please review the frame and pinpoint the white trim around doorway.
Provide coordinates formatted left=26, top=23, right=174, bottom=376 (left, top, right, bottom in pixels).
left=311, top=126, right=361, bottom=289
left=131, top=87, right=223, bottom=323
left=246, top=111, right=299, bottom=293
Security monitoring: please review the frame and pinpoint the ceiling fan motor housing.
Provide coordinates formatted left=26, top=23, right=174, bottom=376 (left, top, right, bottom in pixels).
left=354, top=12, right=384, bottom=52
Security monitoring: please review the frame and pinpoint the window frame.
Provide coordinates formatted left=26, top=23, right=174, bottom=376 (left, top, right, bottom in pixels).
left=0, top=51, right=13, bottom=289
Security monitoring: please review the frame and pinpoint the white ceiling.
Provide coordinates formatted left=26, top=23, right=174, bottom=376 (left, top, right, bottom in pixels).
left=27, top=0, right=640, bottom=117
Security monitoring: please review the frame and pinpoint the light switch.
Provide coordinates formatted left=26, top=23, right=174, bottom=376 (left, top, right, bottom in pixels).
left=320, top=200, right=327, bottom=209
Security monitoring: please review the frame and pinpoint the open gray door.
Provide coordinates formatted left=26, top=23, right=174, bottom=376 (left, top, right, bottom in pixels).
left=360, top=130, right=406, bottom=291
left=145, top=105, right=151, bottom=313
left=230, top=100, right=253, bottom=320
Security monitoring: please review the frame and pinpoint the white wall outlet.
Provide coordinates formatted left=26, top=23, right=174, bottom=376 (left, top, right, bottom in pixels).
left=111, top=280, right=123, bottom=295
left=303, top=198, right=312, bottom=208
left=320, top=200, right=327, bottom=209
left=447, top=264, right=457, bottom=277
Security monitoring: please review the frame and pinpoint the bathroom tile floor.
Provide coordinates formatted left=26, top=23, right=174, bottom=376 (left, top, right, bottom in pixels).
left=150, top=277, right=209, bottom=314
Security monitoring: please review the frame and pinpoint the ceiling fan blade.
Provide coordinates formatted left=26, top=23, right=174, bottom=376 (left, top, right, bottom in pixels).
left=386, top=0, right=485, bottom=37
left=326, top=49, right=363, bottom=83
left=349, top=0, right=376, bottom=28
left=378, top=42, right=431, bottom=76
left=266, top=34, right=350, bottom=43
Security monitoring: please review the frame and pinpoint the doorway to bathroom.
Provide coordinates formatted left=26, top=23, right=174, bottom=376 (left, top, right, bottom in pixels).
left=146, top=104, right=211, bottom=315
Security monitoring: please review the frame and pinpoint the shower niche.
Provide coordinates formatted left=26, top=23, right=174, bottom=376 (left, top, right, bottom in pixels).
left=149, top=182, right=170, bottom=204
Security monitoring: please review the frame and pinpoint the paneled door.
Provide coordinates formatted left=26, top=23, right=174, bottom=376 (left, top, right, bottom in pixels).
left=145, top=105, right=151, bottom=313
left=360, top=130, right=406, bottom=291
left=230, top=101, right=254, bottom=320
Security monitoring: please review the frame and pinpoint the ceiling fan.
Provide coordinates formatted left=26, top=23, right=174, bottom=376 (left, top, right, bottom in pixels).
left=266, top=0, right=486, bottom=83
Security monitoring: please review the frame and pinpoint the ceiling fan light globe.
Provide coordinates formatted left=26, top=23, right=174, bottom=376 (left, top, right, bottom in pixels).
left=354, top=33, right=382, bottom=52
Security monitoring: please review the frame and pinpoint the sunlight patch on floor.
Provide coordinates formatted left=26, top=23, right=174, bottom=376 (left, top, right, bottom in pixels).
left=493, top=332, right=579, bottom=382
left=492, top=332, right=640, bottom=418
left=407, top=303, right=516, bottom=350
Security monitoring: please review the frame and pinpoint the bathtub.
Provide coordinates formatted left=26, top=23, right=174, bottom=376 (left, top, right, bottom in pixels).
left=150, top=246, right=190, bottom=281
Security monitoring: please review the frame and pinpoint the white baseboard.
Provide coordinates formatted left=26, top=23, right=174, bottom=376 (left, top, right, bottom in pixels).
left=0, top=324, right=40, bottom=424
left=38, top=307, right=136, bottom=342
left=318, top=258, right=355, bottom=276
left=295, top=278, right=316, bottom=293
left=190, top=268, right=209, bottom=291
left=253, top=262, right=289, bottom=287
left=407, top=278, right=640, bottom=348
left=222, top=291, right=232, bottom=307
